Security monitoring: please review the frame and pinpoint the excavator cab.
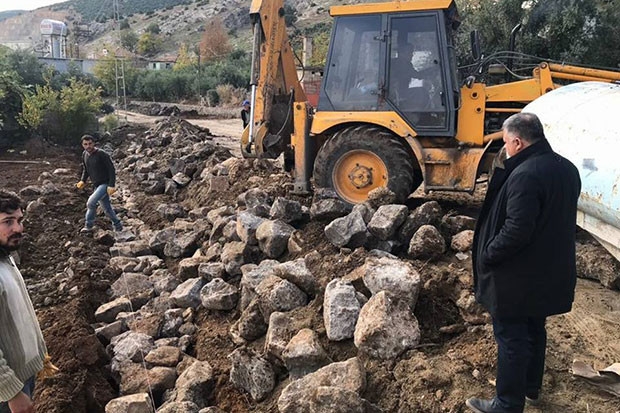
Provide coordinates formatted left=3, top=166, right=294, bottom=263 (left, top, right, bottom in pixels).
left=318, top=5, right=459, bottom=136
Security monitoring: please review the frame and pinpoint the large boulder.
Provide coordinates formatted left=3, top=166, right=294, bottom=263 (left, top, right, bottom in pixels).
left=367, top=204, right=409, bottom=240
left=323, top=279, right=361, bottom=341
left=359, top=256, right=421, bottom=308
left=278, top=358, right=371, bottom=413
left=324, top=209, right=369, bottom=248
left=354, top=292, right=420, bottom=360
left=407, top=225, right=446, bottom=260
left=282, top=328, right=332, bottom=379
left=256, top=220, right=295, bottom=258
left=228, top=348, right=275, bottom=402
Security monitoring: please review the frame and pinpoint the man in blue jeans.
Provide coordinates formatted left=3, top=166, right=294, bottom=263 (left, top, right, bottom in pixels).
left=76, top=135, right=122, bottom=233
left=468, top=113, right=581, bottom=412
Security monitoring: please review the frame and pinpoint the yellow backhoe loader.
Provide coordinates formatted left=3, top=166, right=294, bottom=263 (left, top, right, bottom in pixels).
left=241, top=0, right=620, bottom=205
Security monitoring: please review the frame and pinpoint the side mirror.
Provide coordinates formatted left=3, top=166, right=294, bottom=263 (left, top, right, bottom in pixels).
left=470, top=30, right=481, bottom=61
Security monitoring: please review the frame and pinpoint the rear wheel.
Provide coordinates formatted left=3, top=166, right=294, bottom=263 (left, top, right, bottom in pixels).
left=314, top=125, right=420, bottom=204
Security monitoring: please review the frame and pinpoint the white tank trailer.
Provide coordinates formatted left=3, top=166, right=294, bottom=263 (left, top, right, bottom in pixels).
left=524, top=82, right=620, bottom=261
left=40, top=19, right=67, bottom=59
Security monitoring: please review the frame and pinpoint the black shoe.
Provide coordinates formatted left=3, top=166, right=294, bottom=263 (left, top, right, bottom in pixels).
left=465, top=398, right=513, bottom=413
left=525, top=395, right=541, bottom=406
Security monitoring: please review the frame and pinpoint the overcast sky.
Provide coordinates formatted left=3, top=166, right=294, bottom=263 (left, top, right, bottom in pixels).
left=0, top=0, right=64, bottom=13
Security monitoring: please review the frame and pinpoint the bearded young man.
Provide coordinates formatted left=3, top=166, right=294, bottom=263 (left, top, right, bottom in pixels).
left=0, top=190, right=51, bottom=413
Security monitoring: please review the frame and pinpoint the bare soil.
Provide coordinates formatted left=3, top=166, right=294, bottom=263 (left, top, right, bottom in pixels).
left=1, top=117, right=619, bottom=413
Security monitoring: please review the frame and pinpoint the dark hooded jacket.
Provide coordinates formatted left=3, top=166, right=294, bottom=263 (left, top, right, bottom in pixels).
left=473, top=138, right=581, bottom=318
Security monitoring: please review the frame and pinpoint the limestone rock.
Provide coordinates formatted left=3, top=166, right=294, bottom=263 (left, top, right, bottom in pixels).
left=442, top=214, right=476, bottom=236
left=111, top=331, right=154, bottom=363
left=360, top=256, right=421, bottom=308
left=323, top=279, right=360, bottom=341
left=230, top=299, right=268, bottom=343
left=175, top=360, right=215, bottom=406
left=256, top=219, right=295, bottom=258
left=270, top=197, right=303, bottom=223
left=200, top=278, right=239, bottom=310
left=282, top=329, right=332, bottom=379
left=278, top=358, right=367, bottom=412
left=367, top=204, right=409, bottom=240
left=324, top=209, right=369, bottom=248
left=451, top=230, right=474, bottom=252
left=95, top=297, right=132, bottom=323
left=170, top=278, right=205, bottom=309
left=104, top=393, right=154, bottom=413
left=236, top=211, right=266, bottom=246
left=144, top=346, right=182, bottom=367
left=255, top=275, right=308, bottom=322
left=407, top=225, right=446, bottom=260
left=228, top=348, right=275, bottom=402
left=178, top=257, right=210, bottom=281
left=398, top=201, right=443, bottom=244
left=273, top=258, right=318, bottom=296
left=354, top=291, right=420, bottom=359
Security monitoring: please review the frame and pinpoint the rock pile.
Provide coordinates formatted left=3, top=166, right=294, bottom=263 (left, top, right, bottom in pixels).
left=50, top=117, right=605, bottom=412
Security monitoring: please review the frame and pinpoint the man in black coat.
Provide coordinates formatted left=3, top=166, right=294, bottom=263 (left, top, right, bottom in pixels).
left=466, top=113, right=581, bottom=413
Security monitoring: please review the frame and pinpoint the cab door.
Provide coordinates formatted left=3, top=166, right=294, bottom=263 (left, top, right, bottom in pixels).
left=319, top=15, right=383, bottom=111
left=386, top=13, right=455, bottom=136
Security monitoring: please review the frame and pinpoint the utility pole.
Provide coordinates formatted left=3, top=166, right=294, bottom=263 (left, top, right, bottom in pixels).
left=113, top=0, right=127, bottom=114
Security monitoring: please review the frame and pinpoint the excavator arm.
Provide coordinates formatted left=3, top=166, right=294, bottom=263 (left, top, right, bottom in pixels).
left=457, top=62, right=620, bottom=146
left=241, top=0, right=307, bottom=159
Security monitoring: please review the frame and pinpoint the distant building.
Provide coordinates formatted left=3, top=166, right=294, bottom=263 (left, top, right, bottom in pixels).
left=147, top=54, right=177, bottom=70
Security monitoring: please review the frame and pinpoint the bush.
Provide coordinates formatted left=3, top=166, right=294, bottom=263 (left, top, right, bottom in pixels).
left=215, top=84, right=246, bottom=106
left=206, top=89, right=219, bottom=106
left=19, top=78, right=103, bottom=144
left=100, top=114, right=119, bottom=132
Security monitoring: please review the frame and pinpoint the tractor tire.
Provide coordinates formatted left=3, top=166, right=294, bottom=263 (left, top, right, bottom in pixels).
left=314, top=125, right=420, bottom=205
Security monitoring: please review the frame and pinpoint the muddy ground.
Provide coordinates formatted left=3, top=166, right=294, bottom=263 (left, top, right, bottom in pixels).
left=1, top=118, right=619, bottom=413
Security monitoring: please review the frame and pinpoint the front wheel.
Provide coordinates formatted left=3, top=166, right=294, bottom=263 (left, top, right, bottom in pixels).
left=313, top=125, right=420, bottom=205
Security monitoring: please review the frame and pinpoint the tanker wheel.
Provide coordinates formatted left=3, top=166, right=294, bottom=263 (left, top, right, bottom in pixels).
left=314, top=125, right=420, bottom=205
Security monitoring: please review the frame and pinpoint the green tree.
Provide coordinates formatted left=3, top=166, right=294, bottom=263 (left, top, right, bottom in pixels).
left=93, top=59, right=140, bottom=96
left=283, top=3, right=298, bottom=26
left=120, top=19, right=130, bottom=30
left=174, top=43, right=196, bottom=71
left=0, top=71, right=26, bottom=132
left=120, top=29, right=139, bottom=52
left=146, top=22, right=161, bottom=34
left=456, top=0, right=620, bottom=69
left=137, top=32, right=162, bottom=56
left=309, top=31, right=330, bottom=67
left=0, top=49, right=45, bottom=87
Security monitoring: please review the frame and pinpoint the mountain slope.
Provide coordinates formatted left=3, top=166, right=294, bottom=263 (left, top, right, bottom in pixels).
left=0, top=10, right=25, bottom=22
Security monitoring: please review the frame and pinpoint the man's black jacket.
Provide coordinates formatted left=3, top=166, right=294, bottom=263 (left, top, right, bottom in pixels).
left=80, top=149, right=116, bottom=187
left=473, top=138, right=581, bottom=318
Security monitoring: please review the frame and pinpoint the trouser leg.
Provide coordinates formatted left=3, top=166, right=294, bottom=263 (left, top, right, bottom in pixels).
left=526, top=317, right=547, bottom=398
left=493, top=316, right=528, bottom=412
left=85, top=185, right=107, bottom=228
left=99, top=191, right=121, bottom=229
left=0, top=376, right=35, bottom=412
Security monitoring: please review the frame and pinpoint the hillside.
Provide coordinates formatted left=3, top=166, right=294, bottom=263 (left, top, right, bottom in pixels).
left=0, top=10, right=25, bottom=22
left=49, top=0, right=193, bottom=21
left=0, top=0, right=345, bottom=60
